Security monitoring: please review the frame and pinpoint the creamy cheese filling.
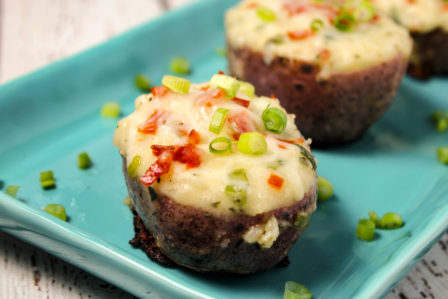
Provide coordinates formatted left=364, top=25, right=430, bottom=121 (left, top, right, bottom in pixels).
left=373, top=0, right=448, bottom=33
left=226, top=0, right=412, bottom=78
left=114, top=82, right=316, bottom=216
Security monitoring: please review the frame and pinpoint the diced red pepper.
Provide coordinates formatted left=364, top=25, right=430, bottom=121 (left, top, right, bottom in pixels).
left=188, top=129, right=201, bottom=145
left=138, top=110, right=167, bottom=134
left=268, top=173, right=284, bottom=190
left=232, top=97, right=250, bottom=108
left=288, top=29, right=314, bottom=40
left=151, top=85, right=170, bottom=98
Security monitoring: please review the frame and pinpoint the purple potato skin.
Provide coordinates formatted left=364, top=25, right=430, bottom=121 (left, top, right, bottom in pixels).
left=408, top=29, right=448, bottom=80
left=228, top=47, right=408, bottom=146
left=123, top=158, right=317, bottom=274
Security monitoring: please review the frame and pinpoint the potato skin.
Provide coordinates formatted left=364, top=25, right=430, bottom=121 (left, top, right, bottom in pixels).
left=228, top=47, right=408, bottom=146
left=408, top=29, right=448, bottom=79
left=123, top=158, right=317, bottom=274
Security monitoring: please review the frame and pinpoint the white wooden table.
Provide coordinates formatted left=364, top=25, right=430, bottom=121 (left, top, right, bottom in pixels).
left=0, top=0, right=447, bottom=298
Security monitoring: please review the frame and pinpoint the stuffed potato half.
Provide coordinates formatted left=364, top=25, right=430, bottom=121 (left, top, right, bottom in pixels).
left=114, top=74, right=317, bottom=273
left=373, top=0, right=448, bottom=79
left=226, top=0, right=412, bottom=146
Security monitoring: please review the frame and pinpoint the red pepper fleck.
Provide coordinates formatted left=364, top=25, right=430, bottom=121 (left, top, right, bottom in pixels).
left=200, top=85, right=210, bottom=91
left=188, top=129, right=201, bottom=145
left=270, top=94, right=277, bottom=99
left=288, top=29, right=315, bottom=40
left=268, top=173, right=284, bottom=190
left=138, top=110, right=167, bottom=134
left=278, top=144, right=287, bottom=149
left=318, top=49, right=331, bottom=61
left=218, top=70, right=225, bottom=75
left=246, top=2, right=259, bottom=9
left=232, top=97, right=250, bottom=108
left=151, top=85, right=170, bottom=98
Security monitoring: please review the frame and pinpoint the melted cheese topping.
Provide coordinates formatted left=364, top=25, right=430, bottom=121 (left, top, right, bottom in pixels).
left=373, top=0, right=448, bottom=33
left=114, top=83, right=316, bottom=216
left=226, top=0, right=412, bottom=78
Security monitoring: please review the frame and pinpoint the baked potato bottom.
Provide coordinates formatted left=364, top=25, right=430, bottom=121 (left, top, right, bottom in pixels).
left=123, top=158, right=317, bottom=274
left=408, top=29, right=448, bottom=79
left=228, top=47, right=408, bottom=146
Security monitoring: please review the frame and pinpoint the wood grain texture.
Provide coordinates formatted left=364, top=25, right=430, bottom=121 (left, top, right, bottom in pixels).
left=1, top=0, right=447, bottom=298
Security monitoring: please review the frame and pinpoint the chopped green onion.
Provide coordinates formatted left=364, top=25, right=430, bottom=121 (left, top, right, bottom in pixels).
left=295, top=145, right=317, bottom=171
left=40, top=171, right=54, bottom=182
left=44, top=204, right=67, bottom=221
left=437, top=147, right=448, bottom=165
left=161, top=75, right=190, bottom=93
left=40, top=171, right=56, bottom=190
left=210, top=74, right=241, bottom=98
left=101, top=101, right=121, bottom=118
left=135, top=74, right=151, bottom=92
left=378, top=212, right=403, bottom=229
left=311, top=19, right=324, bottom=32
left=216, top=46, right=227, bottom=57
left=284, top=281, right=312, bottom=299
left=356, top=219, right=375, bottom=241
left=77, top=152, right=91, bottom=170
left=127, top=155, right=142, bottom=179
left=225, top=185, right=247, bottom=207
left=262, top=105, right=287, bottom=134
left=334, top=12, right=356, bottom=31
left=368, top=210, right=380, bottom=227
left=41, top=180, right=56, bottom=189
left=431, top=110, right=448, bottom=132
left=209, top=108, right=230, bottom=134
left=293, top=213, right=311, bottom=230
left=170, top=57, right=191, bottom=75
left=238, top=81, right=255, bottom=99
left=354, top=1, right=375, bottom=22
left=317, top=176, right=333, bottom=201
left=209, top=137, right=232, bottom=154
left=229, top=169, right=248, bottom=181
left=5, top=185, right=20, bottom=198
left=237, top=132, right=267, bottom=155
left=257, top=6, right=276, bottom=22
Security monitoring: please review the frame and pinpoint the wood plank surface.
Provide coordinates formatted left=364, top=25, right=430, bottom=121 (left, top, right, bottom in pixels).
left=0, top=0, right=447, bottom=298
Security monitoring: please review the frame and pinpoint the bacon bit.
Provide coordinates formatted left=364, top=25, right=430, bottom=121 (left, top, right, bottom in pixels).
left=139, top=151, right=173, bottom=186
left=173, top=144, right=202, bottom=169
left=232, top=97, right=250, bottom=108
left=268, top=173, right=284, bottom=190
left=228, top=112, right=256, bottom=140
left=197, top=88, right=226, bottom=106
left=188, top=129, right=201, bottom=145
left=138, top=110, right=167, bottom=134
left=200, top=85, right=210, bottom=91
left=140, top=143, right=202, bottom=186
left=318, top=49, right=331, bottom=61
left=270, top=93, right=277, bottom=99
left=288, top=29, right=314, bottom=40
left=278, top=144, right=287, bottom=149
left=151, top=86, right=170, bottom=98
left=370, top=14, right=380, bottom=23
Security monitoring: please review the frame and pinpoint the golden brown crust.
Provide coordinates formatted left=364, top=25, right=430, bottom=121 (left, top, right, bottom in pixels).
left=228, top=47, right=408, bottom=146
left=408, top=29, right=448, bottom=80
left=123, top=158, right=317, bottom=274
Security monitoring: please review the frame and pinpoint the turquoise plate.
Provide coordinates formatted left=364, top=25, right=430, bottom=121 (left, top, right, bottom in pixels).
left=1, top=0, right=447, bottom=298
